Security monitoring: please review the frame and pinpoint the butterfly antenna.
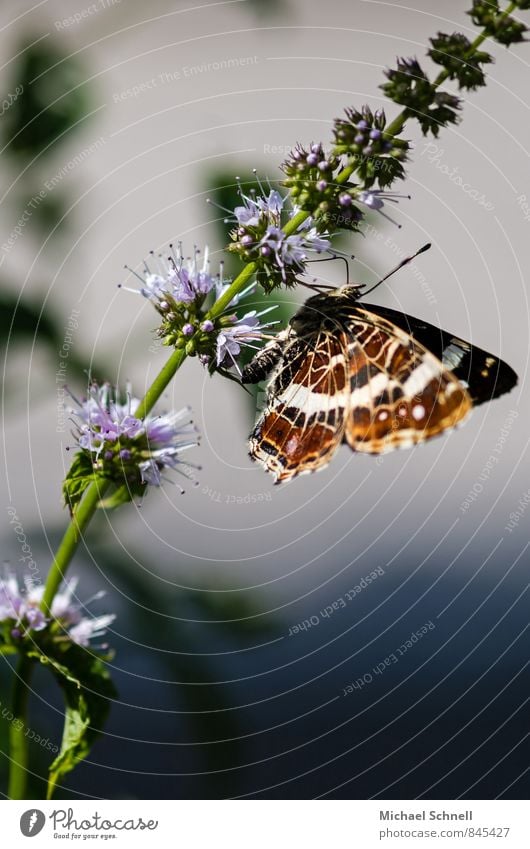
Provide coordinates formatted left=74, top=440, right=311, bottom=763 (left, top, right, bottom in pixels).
left=303, top=252, right=354, bottom=286
left=361, top=243, right=431, bottom=297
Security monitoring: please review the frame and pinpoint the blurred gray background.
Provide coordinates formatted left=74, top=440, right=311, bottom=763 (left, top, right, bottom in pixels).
left=0, top=0, right=528, bottom=799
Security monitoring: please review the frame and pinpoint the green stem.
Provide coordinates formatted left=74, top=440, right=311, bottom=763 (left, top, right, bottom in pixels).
left=133, top=346, right=187, bottom=420
left=40, top=350, right=190, bottom=611
left=8, top=655, right=33, bottom=799
left=206, top=260, right=258, bottom=321
left=40, top=478, right=108, bottom=615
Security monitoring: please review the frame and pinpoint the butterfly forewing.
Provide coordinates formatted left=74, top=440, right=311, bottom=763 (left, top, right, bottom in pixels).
left=343, top=307, right=472, bottom=454
left=360, top=303, right=518, bottom=405
left=248, top=331, right=350, bottom=483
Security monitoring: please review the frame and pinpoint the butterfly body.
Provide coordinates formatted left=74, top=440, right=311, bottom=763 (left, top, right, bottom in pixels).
left=242, top=284, right=517, bottom=484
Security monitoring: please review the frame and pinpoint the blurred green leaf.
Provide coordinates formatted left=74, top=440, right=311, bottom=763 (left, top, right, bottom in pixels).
left=0, top=290, right=57, bottom=345
left=246, top=0, right=287, bottom=16
left=186, top=587, right=277, bottom=635
left=3, top=38, right=91, bottom=158
left=26, top=190, right=70, bottom=235
left=0, top=289, right=104, bottom=389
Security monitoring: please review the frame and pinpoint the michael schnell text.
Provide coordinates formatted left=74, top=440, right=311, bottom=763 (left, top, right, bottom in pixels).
left=380, top=810, right=473, bottom=821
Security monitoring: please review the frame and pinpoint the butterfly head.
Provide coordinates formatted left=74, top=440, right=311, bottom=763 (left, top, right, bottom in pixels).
left=289, top=284, right=363, bottom=334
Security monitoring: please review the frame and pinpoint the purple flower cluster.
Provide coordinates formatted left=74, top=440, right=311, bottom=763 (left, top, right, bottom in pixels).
left=0, top=572, right=115, bottom=648
left=227, top=186, right=331, bottom=291
left=0, top=573, right=47, bottom=635
left=140, top=244, right=219, bottom=304
left=234, top=188, right=285, bottom=226
left=122, top=237, right=279, bottom=374
left=70, top=382, right=198, bottom=489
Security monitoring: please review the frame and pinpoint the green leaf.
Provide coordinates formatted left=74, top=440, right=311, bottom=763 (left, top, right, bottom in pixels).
left=27, top=648, right=81, bottom=686
left=62, top=451, right=96, bottom=514
left=0, top=621, right=19, bottom=652
left=28, top=644, right=116, bottom=799
left=63, top=452, right=148, bottom=514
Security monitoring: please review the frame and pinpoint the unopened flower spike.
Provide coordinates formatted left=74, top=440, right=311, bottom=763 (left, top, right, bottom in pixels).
left=467, top=1, right=528, bottom=46
left=281, top=143, right=340, bottom=200
left=63, top=381, right=200, bottom=511
left=381, top=58, right=461, bottom=137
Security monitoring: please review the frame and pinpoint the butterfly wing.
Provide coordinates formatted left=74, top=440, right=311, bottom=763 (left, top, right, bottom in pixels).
left=343, top=307, right=472, bottom=454
left=248, top=331, right=350, bottom=483
left=361, top=303, right=518, bottom=405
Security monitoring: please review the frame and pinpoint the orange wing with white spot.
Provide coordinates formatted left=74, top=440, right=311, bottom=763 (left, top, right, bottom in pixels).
left=343, top=307, right=472, bottom=454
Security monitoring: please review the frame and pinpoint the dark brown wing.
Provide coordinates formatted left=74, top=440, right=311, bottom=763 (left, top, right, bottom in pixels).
left=248, top=331, right=350, bottom=483
left=344, top=307, right=472, bottom=454
left=361, top=303, right=518, bottom=405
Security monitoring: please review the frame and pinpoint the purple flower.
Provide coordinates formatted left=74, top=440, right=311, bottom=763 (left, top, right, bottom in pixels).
left=0, top=573, right=22, bottom=619
left=0, top=572, right=116, bottom=647
left=47, top=578, right=115, bottom=647
left=357, top=190, right=410, bottom=226
left=70, top=382, right=199, bottom=489
left=234, top=196, right=261, bottom=227
left=234, top=189, right=285, bottom=227
left=142, top=273, right=167, bottom=298
left=141, top=408, right=198, bottom=486
left=358, top=190, right=385, bottom=210
left=0, top=573, right=47, bottom=633
left=167, top=245, right=217, bottom=302
left=259, top=222, right=330, bottom=278
left=123, top=244, right=219, bottom=306
left=216, top=308, right=279, bottom=372
left=68, top=615, right=116, bottom=648
left=214, top=272, right=255, bottom=309
left=74, top=383, right=144, bottom=455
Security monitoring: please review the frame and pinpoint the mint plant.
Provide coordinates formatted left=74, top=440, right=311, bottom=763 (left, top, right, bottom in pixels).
left=2, top=0, right=528, bottom=800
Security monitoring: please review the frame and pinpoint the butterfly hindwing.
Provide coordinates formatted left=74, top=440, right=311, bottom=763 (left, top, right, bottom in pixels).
left=246, top=330, right=350, bottom=483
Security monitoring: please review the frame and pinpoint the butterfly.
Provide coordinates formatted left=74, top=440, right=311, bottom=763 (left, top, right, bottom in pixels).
left=241, top=245, right=518, bottom=484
